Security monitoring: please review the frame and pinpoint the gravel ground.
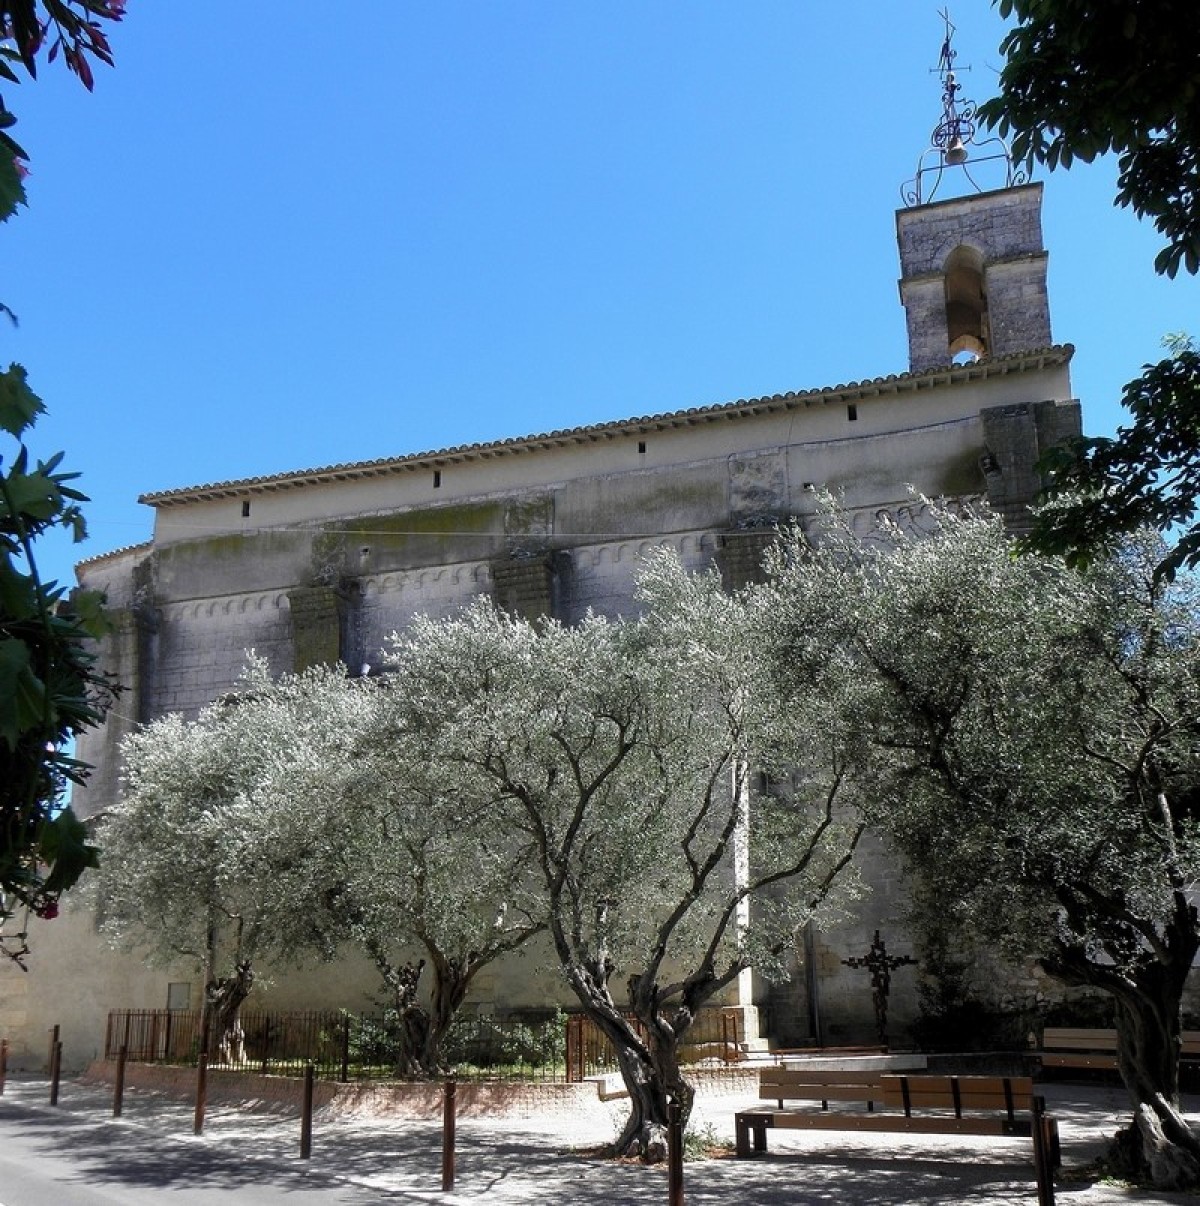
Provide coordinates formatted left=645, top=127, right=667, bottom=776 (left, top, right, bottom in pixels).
left=2, top=1073, right=1199, bottom=1204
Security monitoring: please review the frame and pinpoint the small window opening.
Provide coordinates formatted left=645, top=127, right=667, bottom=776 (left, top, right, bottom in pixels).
left=638, top=440, right=647, bottom=454
left=847, top=404, right=858, bottom=422
left=166, top=981, right=191, bottom=1011
left=433, top=470, right=442, bottom=488
left=241, top=500, right=251, bottom=518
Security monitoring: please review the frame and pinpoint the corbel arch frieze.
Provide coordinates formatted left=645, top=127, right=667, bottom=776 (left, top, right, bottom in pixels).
left=837, top=496, right=984, bottom=546
left=168, top=591, right=289, bottom=623
left=568, top=534, right=719, bottom=572
left=361, top=561, right=491, bottom=604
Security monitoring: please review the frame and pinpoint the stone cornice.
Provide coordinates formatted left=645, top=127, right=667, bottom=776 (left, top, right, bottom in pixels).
left=139, top=345, right=1073, bottom=509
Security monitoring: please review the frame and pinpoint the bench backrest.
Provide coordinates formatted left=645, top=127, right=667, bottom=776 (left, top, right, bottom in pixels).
left=1043, top=1027, right=1117, bottom=1053
left=1044, top=1027, right=1200, bottom=1057
left=758, top=1067, right=883, bottom=1105
left=881, top=1075, right=1035, bottom=1120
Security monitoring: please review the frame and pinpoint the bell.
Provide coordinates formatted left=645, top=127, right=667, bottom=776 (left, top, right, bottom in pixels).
left=945, top=136, right=968, bottom=165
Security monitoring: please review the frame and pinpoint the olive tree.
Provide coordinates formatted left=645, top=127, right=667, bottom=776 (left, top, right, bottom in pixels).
left=302, top=700, right=546, bottom=1077
left=97, top=660, right=361, bottom=1060
left=381, top=553, right=865, bottom=1159
left=767, top=506, right=1200, bottom=1188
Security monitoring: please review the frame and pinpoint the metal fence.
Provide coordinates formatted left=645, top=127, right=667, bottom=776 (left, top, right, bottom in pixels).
left=105, top=1008, right=568, bottom=1082
left=105, top=1004, right=743, bottom=1083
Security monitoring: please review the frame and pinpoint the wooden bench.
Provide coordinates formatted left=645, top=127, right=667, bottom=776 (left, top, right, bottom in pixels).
left=735, top=1070, right=1059, bottom=1205
left=1041, top=1027, right=1200, bottom=1072
left=752, top=1066, right=887, bottom=1114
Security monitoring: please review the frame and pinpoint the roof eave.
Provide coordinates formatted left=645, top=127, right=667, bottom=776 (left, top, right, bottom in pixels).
left=140, top=345, right=1075, bottom=508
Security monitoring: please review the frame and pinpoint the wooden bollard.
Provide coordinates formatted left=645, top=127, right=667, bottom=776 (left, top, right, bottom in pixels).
left=113, top=1045, right=128, bottom=1117
left=667, top=1100, right=684, bottom=1206
left=0, top=1037, right=8, bottom=1095
left=300, top=1063, right=314, bottom=1159
left=1032, top=1095, right=1057, bottom=1206
left=441, top=1077, right=457, bottom=1192
left=47, top=1024, right=59, bottom=1076
left=49, top=1040, right=63, bottom=1106
left=193, top=1052, right=208, bottom=1135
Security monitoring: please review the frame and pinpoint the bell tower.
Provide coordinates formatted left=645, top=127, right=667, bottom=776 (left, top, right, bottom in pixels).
left=896, top=17, right=1052, bottom=372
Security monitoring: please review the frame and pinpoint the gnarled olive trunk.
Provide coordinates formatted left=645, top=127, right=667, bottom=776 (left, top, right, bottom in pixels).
left=565, top=973, right=698, bottom=1161
left=371, top=951, right=478, bottom=1077
left=610, top=1016, right=694, bottom=1161
left=373, top=956, right=434, bottom=1077
left=1046, top=890, right=1200, bottom=1189
left=425, top=948, right=474, bottom=1071
left=205, top=960, right=254, bottom=1065
left=1109, top=988, right=1200, bottom=1190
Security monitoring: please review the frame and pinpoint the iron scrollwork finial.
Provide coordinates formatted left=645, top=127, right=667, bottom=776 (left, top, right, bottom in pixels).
left=901, top=10, right=1027, bottom=207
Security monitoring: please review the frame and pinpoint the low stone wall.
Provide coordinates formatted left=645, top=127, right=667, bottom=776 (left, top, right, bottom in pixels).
left=81, top=1060, right=339, bottom=1113
left=325, top=1078, right=603, bottom=1120
left=81, top=1060, right=762, bottom=1120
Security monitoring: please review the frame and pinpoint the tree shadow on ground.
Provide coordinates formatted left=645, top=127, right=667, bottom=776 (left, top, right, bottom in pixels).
left=0, top=1102, right=385, bottom=1201
left=4, top=1078, right=1197, bottom=1204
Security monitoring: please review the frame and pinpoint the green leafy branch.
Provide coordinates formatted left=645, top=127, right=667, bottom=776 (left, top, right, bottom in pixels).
left=0, top=365, right=113, bottom=951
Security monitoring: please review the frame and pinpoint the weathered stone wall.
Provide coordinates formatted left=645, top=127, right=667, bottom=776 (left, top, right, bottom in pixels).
left=0, top=895, right=191, bottom=1072
left=981, top=398, right=1083, bottom=533
left=897, top=185, right=1052, bottom=371
left=758, top=831, right=922, bottom=1048
left=148, top=593, right=292, bottom=716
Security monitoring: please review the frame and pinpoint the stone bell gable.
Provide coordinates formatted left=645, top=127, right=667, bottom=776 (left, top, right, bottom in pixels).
left=897, top=183, right=1052, bottom=372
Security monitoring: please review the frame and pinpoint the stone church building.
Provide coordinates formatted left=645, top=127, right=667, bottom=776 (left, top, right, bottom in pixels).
left=2, top=162, right=1085, bottom=1067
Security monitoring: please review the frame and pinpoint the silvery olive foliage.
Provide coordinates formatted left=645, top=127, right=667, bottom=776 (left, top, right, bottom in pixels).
left=98, top=660, right=365, bottom=1000
left=308, top=672, right=548, bottom=1075
left=101, top=651, right=546, bottom=1072
left=378, top=551, right=865, bottom=1155
left=765, top=503, right=1200, bottom=1185
left=101, top=551, right=865, bottom=1148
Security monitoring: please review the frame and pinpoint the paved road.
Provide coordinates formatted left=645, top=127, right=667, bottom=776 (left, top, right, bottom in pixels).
left=0, top=1092, right=394, bottom=1205
left=1, top=1074, right=1199, bottom=1204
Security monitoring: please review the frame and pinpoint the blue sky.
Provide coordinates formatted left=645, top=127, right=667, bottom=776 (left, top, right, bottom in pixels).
left=5, top=2, right=1197, bottom=592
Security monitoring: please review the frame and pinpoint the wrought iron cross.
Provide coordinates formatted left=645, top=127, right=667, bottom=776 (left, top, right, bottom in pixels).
left=841, top=930, right=917, bottom=1048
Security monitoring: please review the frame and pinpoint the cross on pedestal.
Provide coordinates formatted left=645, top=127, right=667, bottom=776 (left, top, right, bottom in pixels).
left=841, top=930, right=917, bottom=1048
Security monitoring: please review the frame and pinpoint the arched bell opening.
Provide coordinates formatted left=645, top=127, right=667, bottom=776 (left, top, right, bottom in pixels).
left=943, top=245, right=988, bottom=361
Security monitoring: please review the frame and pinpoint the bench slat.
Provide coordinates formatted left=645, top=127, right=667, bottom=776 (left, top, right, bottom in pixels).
left=1043, top=1027, right=1200, bottom=1059
left=1043, top=1053, right=1117, bottom=1069
left=737, top=1108, right=1034, bottom=1138
left=1043, top=1028, right=1118, bottom=1051
left=761, top=1069, right=887, bottom=1087
left=881, top=1075, right=1032, bottom=1109
left=758, top=1084, right=880, bottom=1105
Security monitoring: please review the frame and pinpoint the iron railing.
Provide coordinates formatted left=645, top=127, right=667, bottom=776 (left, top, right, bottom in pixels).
left=105, top=1008, right=567, bottom=1082
left=105, top=1004, right=745, bottom=1083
